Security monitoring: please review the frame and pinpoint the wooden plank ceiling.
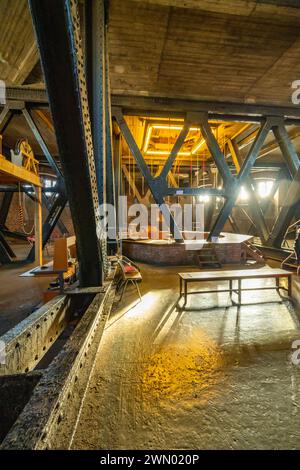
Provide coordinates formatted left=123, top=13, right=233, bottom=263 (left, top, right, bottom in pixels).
left=109, top=0, right=300, bottom=105
left=1, top=0, right=300, bottom=164
left=1, top=0, right=300, bottom=105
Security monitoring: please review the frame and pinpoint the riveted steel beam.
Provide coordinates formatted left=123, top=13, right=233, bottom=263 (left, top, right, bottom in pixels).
left=208, top=119, right=271, bottom=240
left=267, top=168, right=300, bottom=248
left=27, top=190, right=68, bottom=262
left=22, top=108, right=62, bottom=180
left=197, top=113, right=234, bottom=186
left=159, top=121, right=189, bottom=180
left=229, top=138, right=269, bottom=243
left=113, top=107, right=183, bottom=241
left=272, top=124, right=300, bottom=178
left=0, top=107, right=14, bottom=134
left=29, top=0, right=103, bottom=286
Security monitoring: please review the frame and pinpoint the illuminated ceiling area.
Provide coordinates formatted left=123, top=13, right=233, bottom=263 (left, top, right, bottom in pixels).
left=121, top=116, right=250, bottom=168
left=118, top=116, right=290, bottom=200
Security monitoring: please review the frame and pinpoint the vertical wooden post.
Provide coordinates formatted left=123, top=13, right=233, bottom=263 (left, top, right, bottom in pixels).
left=34, top=186, right=43, bottom=266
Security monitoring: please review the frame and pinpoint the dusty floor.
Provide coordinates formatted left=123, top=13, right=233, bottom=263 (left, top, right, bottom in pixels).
left=0, top=242, right=53, bottom=335
left=68, top=263, right=300, bottom=450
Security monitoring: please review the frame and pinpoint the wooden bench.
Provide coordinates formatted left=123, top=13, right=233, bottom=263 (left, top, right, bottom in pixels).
left=178, top=268, right=292, bottom=307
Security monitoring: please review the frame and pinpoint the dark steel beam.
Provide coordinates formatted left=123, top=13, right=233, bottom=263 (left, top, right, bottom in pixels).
left=0, top=193, right=13, bottom=227
left=267, top=168, right=300, bottom=248
left=22, top=108, right=63, bottom=179
left=6, top=87, right=300, bottom=123
left=237, top=120, right=272, bottom=181
left=111, top=95, right=300, bottom=122
left=0, top=229, right=28, bottom=241
left=113, top=107, right=183, bottom=241
left=272, top=124, right=300, bottom=178
left=27, top=191, right=68, bottom=263
left=198, top=114, right=233, bottom=186
left=230, top=139, right=269, bottom=243
left=0, top=107, right=14, bottom=134
left=159, top=122, right=189, bottom=180
left=0, top=186, right=57, bottom=193
left=0, top=230, right=16, bottom=263
left=6, top=87, right=48, bottom=104
left=42, top=193, right=68, bottom=236
left=29, top=0, right=103, bottom=286
left=85, top=0, right=106, bottom=206
left=208, top=120, right=271, bottom=240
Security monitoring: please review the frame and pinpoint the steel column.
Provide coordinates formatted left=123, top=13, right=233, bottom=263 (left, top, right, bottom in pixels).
left=29, top=0, right=103, bottom=286
left=85, top=0, right=106, bottom=206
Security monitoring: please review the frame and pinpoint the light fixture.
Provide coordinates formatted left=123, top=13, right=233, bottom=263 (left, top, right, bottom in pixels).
left=191, top=138, right=206, bottom=155
left=143, top=123, right=201, bottom=154
left=146, top=150, right=191, bottom=156
left=152, top=125, right=200, bottom=131
left=143, top=125, right=153, bottom=152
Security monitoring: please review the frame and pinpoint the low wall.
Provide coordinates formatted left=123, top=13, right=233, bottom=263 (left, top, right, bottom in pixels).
left=0, top=296, right=71, bottom=375
left=122, top=233, right=251, bottom=266
left=1, top=278, right=116, bottom=449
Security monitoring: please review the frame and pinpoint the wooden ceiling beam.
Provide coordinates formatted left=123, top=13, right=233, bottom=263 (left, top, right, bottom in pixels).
left=130, top=0, right=300, bottom=17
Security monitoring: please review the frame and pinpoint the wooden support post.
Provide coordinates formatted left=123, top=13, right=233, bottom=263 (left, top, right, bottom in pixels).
left=34, top=186, right=43, bottom=267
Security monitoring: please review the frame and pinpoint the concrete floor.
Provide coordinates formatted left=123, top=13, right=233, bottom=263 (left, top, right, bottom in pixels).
left=69, top=263, right=300, bottom=450
left=0, top=243, right=53, bottom=335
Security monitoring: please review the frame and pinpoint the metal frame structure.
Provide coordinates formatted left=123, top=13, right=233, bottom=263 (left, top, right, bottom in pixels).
left=113, top=107, right=300, bottom=245
left=0, top=100, right=69, bottom=263
left=1, top=0, right=300, bottom=260
left=29, top=0, right=107, bottom=286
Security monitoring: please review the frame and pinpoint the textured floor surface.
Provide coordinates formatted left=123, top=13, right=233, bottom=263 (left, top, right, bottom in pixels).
left=70, top=263, right=300, bottom=450
left=0, top=243, right=53, bottom=335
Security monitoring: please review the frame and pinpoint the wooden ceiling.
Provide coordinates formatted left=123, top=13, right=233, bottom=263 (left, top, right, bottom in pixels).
left=109, top=0, right=300, bottom=105
left=1, top=0, right=300, bottom=106
left=1, top=0, right=300, bottom=166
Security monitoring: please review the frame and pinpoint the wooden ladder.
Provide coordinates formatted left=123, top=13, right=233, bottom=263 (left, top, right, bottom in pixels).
left=242, top=241, right=265, bottom=264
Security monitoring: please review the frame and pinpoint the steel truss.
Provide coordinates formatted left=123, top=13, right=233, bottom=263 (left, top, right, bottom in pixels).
left=29, top=0, right=106, bottom=286
left=113, top=108, right=300, bottom=246
left=0, top=99, right=69, bottom=262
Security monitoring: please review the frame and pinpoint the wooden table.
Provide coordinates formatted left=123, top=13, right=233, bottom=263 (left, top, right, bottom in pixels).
left=178, top=268, right=292, bottom=307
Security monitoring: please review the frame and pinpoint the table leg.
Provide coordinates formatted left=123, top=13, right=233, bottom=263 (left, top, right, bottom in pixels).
left=58, top=273, right=64, bottom=294
left=184, top=280, right=187, bottom=307
left=179, top=277, right=182, bottom=298
left=229, top=279, right=233, bottom=298
left=288, top=275, right=292, bottom=298
left=238, top=279, right=241, bottom=304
